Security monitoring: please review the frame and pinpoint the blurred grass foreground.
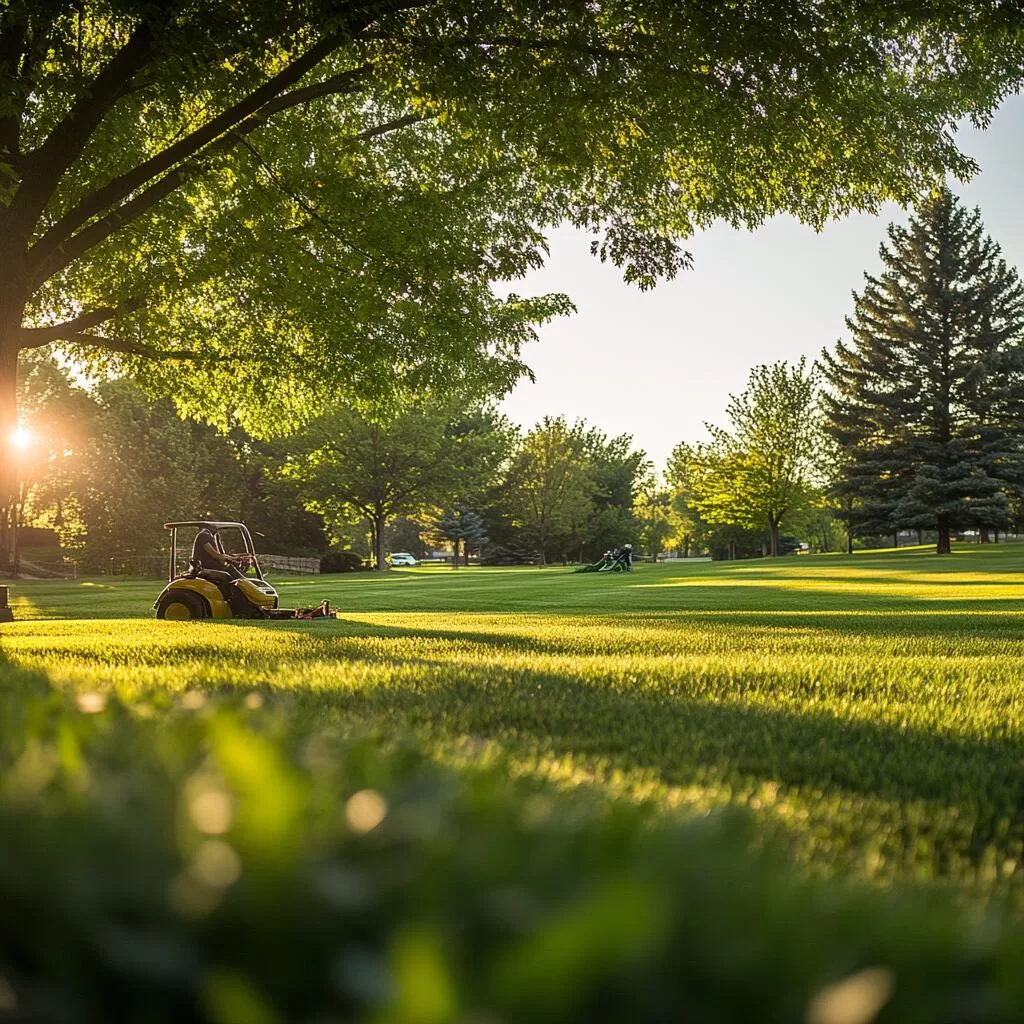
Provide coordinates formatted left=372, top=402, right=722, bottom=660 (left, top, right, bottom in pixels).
left=6, top=548, right=1024, bottom=1021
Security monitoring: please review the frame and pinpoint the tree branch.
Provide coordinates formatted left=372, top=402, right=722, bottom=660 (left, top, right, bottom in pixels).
left=357, top=112, right=423, bottom=141
left=0, top=6, right=30, bottom=161
left=8, top=20, right=157, bottom=239
left=30, top=165, right=194, bottom=284
left=361, top=31, right=639, bottom=60
left=17, top=297, right=145, bottom=345
left=27, top=43, right=368, bottom=271
left=254, top=64, right=372, bottom=120
left=31, top=106, right=428, bottom=284
left=43, top=332, right=244, bottom=363
left=1, top=9, right=64, bottom=170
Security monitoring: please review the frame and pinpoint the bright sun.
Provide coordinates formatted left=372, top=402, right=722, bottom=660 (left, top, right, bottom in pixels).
left=10, top=426, right=32, bottom=451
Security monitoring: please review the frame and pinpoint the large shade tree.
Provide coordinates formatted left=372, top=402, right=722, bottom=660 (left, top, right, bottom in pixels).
left=1, top=0, right=1022, bottom=564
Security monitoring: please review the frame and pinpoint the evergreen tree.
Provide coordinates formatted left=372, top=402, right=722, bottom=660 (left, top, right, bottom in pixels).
left=821, top=189, right=1024, bottom=554
left=434, top=506, right=488, bottom=569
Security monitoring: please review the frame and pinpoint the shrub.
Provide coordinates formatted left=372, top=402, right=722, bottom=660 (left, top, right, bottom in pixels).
left=3, top=681, right=1024, bottom=1023
left=318, top=550, right=366, bottom=573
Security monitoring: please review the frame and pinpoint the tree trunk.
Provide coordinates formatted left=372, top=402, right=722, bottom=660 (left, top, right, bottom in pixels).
left=0, top=327, right=20, bottom=571
left=892, top=531, right=898, bottom=549
left=915, top=528, right=922, bottom=545
left=451, top=537, right=460, bottom=569
left=847, top=531, right=853, bottom=555
left=936, top=515, right=951, bottom=555
left=768, top=519, right=780, bottom=557
left=980, top=527, right=990, bottom=544
left=374, top=513, right=387, bottom=570
left=464, top=542, right=470, bottom=567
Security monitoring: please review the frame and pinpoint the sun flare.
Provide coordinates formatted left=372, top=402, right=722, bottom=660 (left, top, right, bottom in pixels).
left=10, top=426, right=32, bottom=451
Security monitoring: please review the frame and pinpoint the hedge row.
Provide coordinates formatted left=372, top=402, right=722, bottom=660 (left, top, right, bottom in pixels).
left=2, top=686, right=1024, bottom=1023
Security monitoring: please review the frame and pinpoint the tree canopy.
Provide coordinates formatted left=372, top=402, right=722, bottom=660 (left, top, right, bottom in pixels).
left=3, top=0, right=1023, bottom=428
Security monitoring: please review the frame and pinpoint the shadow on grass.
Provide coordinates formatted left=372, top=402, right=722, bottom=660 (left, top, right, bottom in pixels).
left=202, top=604, right=1024, bottom=656
left=5, top=637, right=1023, bottom=887
left=203, top=621, right=1024, bottom=821
left=262, top=651, right=1024, bottom=880
left=684, top=568, right=1024, bottom=587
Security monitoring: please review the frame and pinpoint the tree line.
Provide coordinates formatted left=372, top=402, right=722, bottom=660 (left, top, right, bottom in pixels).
left=12, top=188, right=1024, bottom=567
left=13, top=358, right=656, bottom=570
left=3, top=0, right=1022, bottom=569
left=658, top=188, right=1024, bottom=558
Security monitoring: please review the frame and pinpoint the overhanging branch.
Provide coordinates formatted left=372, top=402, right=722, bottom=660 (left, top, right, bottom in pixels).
left=8, top=21, right=157, bottom=239
left=26, top=45, right=369, bottom=271
left=31, top=166, right=193, bottom=284
left=31, top=106, right=428, bottom=284
left=361, top=31, right=640, bottom=60
left=18, top=297, right=145, bottom=345
left=357, top=112, right=423, bottom=141
left=59, top=333, right=245, bottom=363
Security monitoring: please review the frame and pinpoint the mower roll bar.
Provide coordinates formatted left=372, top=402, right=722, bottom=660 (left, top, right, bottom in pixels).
left=164, top=521, right=264, bottom=583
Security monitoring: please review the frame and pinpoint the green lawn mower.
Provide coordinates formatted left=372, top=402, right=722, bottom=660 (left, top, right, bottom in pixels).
left=576, top=545, right=634, bottom=573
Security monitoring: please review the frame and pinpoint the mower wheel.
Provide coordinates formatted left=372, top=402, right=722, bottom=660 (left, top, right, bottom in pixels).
left=156, top=590, right=209, bottom=621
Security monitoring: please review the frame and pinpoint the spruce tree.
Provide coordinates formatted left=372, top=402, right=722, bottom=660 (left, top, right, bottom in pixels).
left=821, top=188, right=1024, bottom=554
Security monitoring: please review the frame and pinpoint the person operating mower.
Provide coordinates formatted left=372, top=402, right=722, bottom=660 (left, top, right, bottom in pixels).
left=155, top=520, right=337, bottom=620
left=193, top=522, right=248, bottom=574
left=190, top=523, right=259, bottom=615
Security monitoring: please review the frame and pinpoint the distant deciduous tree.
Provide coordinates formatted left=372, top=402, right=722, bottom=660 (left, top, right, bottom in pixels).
left=285, top=402, right=506, bottom=570
left=578, top=427, right=650, bottom=562
left=691, top=360, right=825, bottom=557
left=633, top=483, right=676, bottom=562
left=664, top=443, right=707, bottom=558
left=501, top=417, right=595, bottom=566
left=16, top=356, right=325, bottom=566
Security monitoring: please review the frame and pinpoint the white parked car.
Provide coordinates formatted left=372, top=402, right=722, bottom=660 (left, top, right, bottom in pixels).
left=388, top=552, right=418, bottom=566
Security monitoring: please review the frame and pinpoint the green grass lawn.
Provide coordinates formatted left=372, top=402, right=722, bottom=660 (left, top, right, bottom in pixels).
left=6, top=545, right=1024, bottom=904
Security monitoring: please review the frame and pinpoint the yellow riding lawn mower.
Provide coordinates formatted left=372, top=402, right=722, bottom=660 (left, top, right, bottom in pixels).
left=154, top=521, right=334, bottom=621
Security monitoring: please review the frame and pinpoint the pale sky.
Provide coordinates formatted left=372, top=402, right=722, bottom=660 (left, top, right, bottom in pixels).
left=500, top=94, right=1024, bottom=473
